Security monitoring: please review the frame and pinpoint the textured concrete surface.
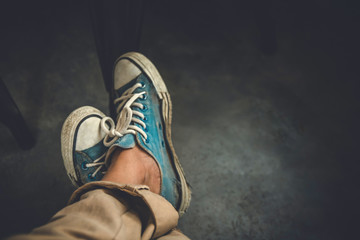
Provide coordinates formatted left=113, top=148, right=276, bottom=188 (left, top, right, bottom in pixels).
left=0, top=0, right=359, bottom=239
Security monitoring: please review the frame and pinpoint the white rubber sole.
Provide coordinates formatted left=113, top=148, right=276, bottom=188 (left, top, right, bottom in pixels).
left=61, top=106, right=106, bottom=187
left=114, top=52, right=192, bottom=216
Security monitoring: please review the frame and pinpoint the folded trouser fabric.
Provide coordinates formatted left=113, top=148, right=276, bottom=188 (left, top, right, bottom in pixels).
left=8, top=181, right=190, bottom=240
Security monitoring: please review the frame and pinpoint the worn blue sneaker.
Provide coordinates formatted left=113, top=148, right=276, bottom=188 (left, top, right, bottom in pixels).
left=103, top=52, right=191, bottom=215
left=61, top=106, right=108, bottom=187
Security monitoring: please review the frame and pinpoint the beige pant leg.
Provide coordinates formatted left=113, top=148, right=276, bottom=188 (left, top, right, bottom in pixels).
left=8, top=181, right=190, bottom=240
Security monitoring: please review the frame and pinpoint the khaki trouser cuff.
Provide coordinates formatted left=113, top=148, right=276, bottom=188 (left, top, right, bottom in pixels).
left=69, top=181, right=179, bottom=239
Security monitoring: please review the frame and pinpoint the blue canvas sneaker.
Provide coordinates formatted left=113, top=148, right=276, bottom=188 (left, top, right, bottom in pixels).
left=61, top=106, right=108, bottom=187
left=103, top=52, right=191, bottom=215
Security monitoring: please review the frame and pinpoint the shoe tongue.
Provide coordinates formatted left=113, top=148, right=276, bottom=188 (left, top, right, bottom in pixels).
left=113, top=134, right=136, bottom=149
left=114, top=76, right=141, bottom=99
left=104, top=134, right=136, bottom=167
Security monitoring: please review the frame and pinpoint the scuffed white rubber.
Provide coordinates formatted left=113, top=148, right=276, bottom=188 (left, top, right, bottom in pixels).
left=61, top=106, right=106, bottom=187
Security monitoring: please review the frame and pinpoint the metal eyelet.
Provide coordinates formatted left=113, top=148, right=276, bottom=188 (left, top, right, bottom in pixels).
left=145, top=137, right=150, bottom=143
left=140, top=82, right=146, bottom=88
left=142, top=105, right=148, bottom=111
left=144, top=126, right=149, bottom=132
left=81, top=162, right=88, bottom=170
left=88, top=173, right=95, bottom=180
left=141, top=93, right=148, bottom=100
left=143, top=116, right=148, bottom=122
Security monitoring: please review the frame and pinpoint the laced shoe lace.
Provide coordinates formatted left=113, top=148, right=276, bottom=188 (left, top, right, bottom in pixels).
left=101, top=82, right=148, bottom=146
left=85, top=152, right=107, bottom=178
left=86, top=83, right=148, bottom=178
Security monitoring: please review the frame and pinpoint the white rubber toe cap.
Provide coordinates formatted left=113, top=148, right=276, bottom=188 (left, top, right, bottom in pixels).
left=114, top=58, right=141, bottom=90
left=76, top=117, right=106, bottom=151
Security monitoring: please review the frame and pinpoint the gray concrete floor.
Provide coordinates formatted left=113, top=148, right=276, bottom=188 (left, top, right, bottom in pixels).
left=1, top=0, right=359, bottom=239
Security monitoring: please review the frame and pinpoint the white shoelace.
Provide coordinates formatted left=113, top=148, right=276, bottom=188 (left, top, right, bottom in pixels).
left=85, top=153, right=107, bottom=178
left=101, top=82, right=148, bottom=147
left=86, top=83, right=148, bottom=178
